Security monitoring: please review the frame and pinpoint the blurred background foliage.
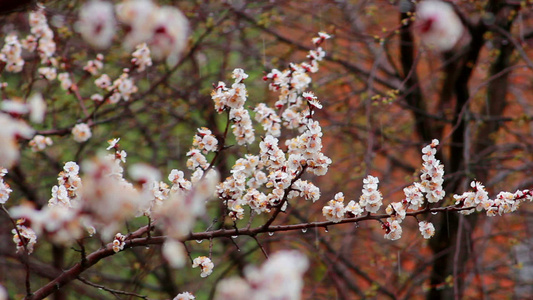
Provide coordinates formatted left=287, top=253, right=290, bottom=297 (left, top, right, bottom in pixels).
left=1, top=0, right=533, bottom=299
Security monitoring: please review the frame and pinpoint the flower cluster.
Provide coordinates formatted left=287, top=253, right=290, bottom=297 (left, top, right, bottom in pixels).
left=192, top=127, right=218, bottom=154
left=453, top=181, right=489, bottom=215
left=131, top=43, right=153, bottom=72
left=83, top=53, right=104, bottom=75
left=0, top=34, right=24, bottom=73
left=385, top=202, right=406, bottom=224
left=454, top=181, right=533, bottom=217
left=323, top=192, right=347, bottom=223
left=58, top=72, right=72, bottom=91
left=142, top=180, right=170, bottom=217
left=214, top=250, right=308, bottom=300
left=317, top=141, right=437, bottom=240
left=192, top=256, right=214, bottom=278
left=230, top=108, right=254, bottom=146
left=486, top=190, right=533, bottom=216
left=211, top=69, right=255, bottom=145
left=322, top=191, right=366, bottom=223
left=186, top=149, right=209, bottom=171
left=383, top=192, right=411, bottom=241
left=109, top=69, right=138, bottom=103
left=420, top=139, right=445, bottom=203
left=1, top=2, right=56, bottom=74
left=12, top=219, right=37, bottom=254
left=48, top=162, right=82, bottom=208
left=287, top=119, right=330, bottom=176
left=322, top=175, right=384, bottom=224
left=95, top=74, right=112, bottom=89
left=9, top=160, right=98, bottom=245
left=359, top=175, right=383, bottom=213
left=382, top=219, right=403, bottom=241
left=10, top=204, right=89, bottom=245
left=38, top=67, right=57, bottom=80
left=214, top=34, right=332, bottom=222
left=382, top=204, right=408, bottom=241
left=28, top=3, right=56, bottom=64
left=263, top=32, right=330, bottom=108
left=0, top=168, right=11, bottom=204
left=168, top=169, right=192, bottom=192
left=254, top=103, right=281, bottom=137
left=402, top=182, right=425, bottom=210
left=92, top=66, right=140, bottom=104
left=419, top=221, right=436, bottom=239
left=12, top=132, right=218, bottom=266
left=310, top=139, right=523, bottom=242
left=218, top=154, right=265, bottom=219
left=380, top=141, right=444, bottom=240
left=2, top=3, right=56, bottom=74
left=112, top=233, right=126, bottom=253
left=290, top=179, right=321, bottom=203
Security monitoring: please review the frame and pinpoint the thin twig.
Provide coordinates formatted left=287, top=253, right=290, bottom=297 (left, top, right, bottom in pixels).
left=2, top=205, right=32, bottom=296
left=77, top=276, right=150, bottom=300
left=453, top=214, right=464, bottom=300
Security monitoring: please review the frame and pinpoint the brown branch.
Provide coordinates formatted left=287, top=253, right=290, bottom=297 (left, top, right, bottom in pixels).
left=25, top=224, right=152, bottom=300
left=25, top=199, right=485, bottom=300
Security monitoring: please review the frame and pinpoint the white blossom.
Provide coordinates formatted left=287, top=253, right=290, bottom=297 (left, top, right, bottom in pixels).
left=78, top=0, right=116, bottom=49
left=163, top=238, right=187, bottom=268
left=192, top=256, right=214, bottom=278
left=112, top=233, right=126, bottom=253
left=419, top=221, right=435, bottom=239
left=416, top=0, right=463, bottom=51
left=0, top=113, right=35, bottom=168
left=323, top=192, right=346, bottom=223
left=215, top=250, right=308, bottom=300
left=29, top=135, right=53, bottom=152
left=173, top=292, right=195, bottom=300
left=131, top=43, right=152, bottom=72
left=0, top=34, right=24, bottom=73
left=0, top=169, right=12, bottom=204
left=72, top=123, right=92, bottom=143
